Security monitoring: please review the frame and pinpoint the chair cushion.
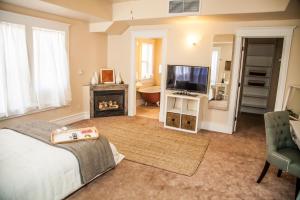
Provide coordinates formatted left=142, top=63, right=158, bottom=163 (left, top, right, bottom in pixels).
left=278, top=148, right=300, bottom=177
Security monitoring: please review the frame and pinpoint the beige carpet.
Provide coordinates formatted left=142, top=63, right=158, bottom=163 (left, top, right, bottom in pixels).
left=72, top=116, right=209, bottom=176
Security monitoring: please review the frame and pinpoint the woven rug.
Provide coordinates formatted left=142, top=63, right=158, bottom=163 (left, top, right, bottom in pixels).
left=72, top=116, right=209, bottom=176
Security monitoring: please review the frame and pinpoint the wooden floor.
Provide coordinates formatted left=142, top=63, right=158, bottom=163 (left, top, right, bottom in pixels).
left=136, top=105, right=160, bottom=119
left=68, top=113, right=295, bottom=200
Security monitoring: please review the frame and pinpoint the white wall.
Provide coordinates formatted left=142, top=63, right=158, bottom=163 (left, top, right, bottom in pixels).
left=107, top=19, right=300, bottom=133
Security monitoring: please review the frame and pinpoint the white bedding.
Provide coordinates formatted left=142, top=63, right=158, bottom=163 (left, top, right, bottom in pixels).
left=0, top=129, right=124, bottom=200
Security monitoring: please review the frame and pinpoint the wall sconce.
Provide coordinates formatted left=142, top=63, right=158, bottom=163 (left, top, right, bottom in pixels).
left=187, top=34, right=199, bottom=47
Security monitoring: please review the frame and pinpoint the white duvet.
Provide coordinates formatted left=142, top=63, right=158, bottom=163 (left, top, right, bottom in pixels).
left=0, top=129, right=124, bottom=200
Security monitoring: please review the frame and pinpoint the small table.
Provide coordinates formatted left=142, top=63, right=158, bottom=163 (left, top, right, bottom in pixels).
left=290, top=120, right=300, bottom=149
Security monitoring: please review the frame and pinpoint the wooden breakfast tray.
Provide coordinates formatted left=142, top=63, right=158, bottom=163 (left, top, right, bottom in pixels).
left=51, top=127, right=99, bottom=144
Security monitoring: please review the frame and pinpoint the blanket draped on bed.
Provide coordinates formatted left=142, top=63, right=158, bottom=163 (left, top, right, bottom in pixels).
left=5, top=121, right=116, bottom=184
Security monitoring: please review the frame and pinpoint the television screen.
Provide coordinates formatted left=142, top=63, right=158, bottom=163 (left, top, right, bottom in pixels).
left=166, top=65, right=209, bottom=94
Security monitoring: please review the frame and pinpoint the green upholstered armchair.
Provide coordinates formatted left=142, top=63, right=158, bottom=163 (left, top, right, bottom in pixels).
left=257, top=111, right=300, bottom=198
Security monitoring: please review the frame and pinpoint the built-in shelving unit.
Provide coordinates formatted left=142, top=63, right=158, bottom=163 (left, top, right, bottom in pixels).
left=240, top=43, right=275, bottom=114
left=164, top=93, right=203, bottom=133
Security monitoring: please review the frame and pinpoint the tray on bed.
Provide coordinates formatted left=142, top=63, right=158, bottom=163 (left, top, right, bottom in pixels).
left=51, top=127, right=99, bottom=144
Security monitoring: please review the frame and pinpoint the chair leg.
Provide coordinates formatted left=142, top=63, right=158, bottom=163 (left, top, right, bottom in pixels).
left=277, top=169, right=282, bottom=177
left=257, top=161, right=270, bottom=183
left=296, top=178, right=300, bottom=200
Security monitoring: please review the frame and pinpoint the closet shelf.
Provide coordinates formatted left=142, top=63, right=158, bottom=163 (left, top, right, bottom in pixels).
left=246, top=75, right=271, bottom=78
left=243, top=94, right=268, bottom=99
left=246, top=55, right=274, bottom=58
left=241, top=103, right=267, bottom=109
left=243, top=85, right=269, bottom=89
left=245, top=65, right=272, bottom=68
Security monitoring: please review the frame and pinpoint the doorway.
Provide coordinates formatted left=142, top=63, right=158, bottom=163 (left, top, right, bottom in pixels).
left=135, top=38, right=162, bottom=120
left=235, top=38, right=283, bottom=131
left=129, top=30, right=167, bottom=122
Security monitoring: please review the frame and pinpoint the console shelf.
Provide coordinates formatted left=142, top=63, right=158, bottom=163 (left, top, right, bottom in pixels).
left=164, top=93, right=203, bottom=133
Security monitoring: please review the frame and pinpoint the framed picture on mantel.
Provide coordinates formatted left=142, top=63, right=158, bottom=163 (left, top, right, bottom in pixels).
left=100, top=68, right=115, bottom=84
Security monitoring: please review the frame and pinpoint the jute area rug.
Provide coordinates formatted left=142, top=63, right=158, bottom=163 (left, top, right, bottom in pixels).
left=72, top=116, right=209, bottom=176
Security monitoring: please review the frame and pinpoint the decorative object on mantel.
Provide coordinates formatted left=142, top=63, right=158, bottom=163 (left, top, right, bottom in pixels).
left=100, top=68, right=115, bottom=84
left=116, top=71, right=122, bottom=84
left=90, top=72, right=99, bottom=85
left=284, top=85, right=300, bottom=120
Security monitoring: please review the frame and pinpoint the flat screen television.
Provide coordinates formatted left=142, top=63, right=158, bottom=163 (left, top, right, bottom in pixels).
left=166, top=65, right=209, bottom=94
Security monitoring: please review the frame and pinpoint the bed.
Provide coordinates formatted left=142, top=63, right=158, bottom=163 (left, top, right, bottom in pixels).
left=0, top=127, right=124, bottom=200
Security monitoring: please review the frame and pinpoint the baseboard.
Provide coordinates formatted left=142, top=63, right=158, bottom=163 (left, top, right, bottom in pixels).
left=50, top=112, right=90, bottom=126
left=201, top=121, right=233, bottom=134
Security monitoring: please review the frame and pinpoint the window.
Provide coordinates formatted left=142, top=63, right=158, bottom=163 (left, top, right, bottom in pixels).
left=209, top=47, right=221, bottom=100
left=33, top=28, right=71, bottom=108
left=0, top=22, right=36, bottom=117
left=0, top=11, right=71, bottom=118
left=141, top=43, right=154, bottom=80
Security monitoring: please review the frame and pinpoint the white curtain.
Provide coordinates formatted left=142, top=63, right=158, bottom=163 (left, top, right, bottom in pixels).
left=0, top=22, right=36, bottom=117
left=33, top=27, right=71, bottom=109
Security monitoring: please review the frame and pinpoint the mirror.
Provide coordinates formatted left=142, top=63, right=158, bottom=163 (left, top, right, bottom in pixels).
left=208, top=34, right=234, bottom=110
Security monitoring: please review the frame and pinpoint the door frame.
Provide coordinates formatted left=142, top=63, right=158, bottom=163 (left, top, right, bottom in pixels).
left=129, top=29, right=168, bottom=122
left=229, top=26, right=295, bottom=132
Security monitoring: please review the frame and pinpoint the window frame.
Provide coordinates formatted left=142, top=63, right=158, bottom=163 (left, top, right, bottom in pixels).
left=0, top=10, right=70, bottom=120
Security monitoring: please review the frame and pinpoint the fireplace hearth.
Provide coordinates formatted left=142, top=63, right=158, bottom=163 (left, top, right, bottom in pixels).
left=90, top=84, right=128, bottom=118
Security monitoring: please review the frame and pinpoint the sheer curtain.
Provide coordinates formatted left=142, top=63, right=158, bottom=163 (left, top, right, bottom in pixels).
left=33, top=27, right=71, bottom=109
left=0, top=22, right=36, bottom=117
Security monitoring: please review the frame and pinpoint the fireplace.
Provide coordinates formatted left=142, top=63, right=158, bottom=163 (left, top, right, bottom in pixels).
left=89, top=84, right=128, bottom=118
left=94, top=90, right=125, bottom=117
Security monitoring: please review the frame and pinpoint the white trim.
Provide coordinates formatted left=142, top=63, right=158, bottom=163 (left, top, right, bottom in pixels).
left=229, top=26, right=295, bottom=133
left=89, top=22, right=113, bottom=32
left=129, top=29, right=168, bottom=122
left=50, top=112, right=89, bottom=126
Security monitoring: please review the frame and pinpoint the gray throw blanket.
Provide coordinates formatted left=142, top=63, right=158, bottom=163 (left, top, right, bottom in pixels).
left=5, top=121, right=116, bottom=184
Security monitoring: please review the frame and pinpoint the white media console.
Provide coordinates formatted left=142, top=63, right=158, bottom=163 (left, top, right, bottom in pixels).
left=164, top=92, right=205, bottom=133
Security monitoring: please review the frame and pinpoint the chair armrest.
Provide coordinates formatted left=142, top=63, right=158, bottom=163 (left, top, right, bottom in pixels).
left=269, top=152, right=291, bottom=171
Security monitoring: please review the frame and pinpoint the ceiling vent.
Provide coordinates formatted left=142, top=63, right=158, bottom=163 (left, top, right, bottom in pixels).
left=169, top=0, right=200, bottom=14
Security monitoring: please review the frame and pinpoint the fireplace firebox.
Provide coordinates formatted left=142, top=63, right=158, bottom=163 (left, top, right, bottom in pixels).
left=94, top=90, right=125, bottom=117
left=89, top=84, right=128, bottom=118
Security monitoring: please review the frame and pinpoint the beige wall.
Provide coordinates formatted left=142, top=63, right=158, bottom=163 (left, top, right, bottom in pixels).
left=0, top=3, right=107, bottom=126
left=154, top=39, right=162, bottom=86
left=107, top=19, right=300, bottom=129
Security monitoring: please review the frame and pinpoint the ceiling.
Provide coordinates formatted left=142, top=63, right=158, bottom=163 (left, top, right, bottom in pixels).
left=1, top=0, right=104, bottom=22
left=1, top=0, right=299, bottom=35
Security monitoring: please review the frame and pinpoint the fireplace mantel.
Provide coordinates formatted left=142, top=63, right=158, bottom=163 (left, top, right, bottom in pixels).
left=89, top=84, right=128, bottom=118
